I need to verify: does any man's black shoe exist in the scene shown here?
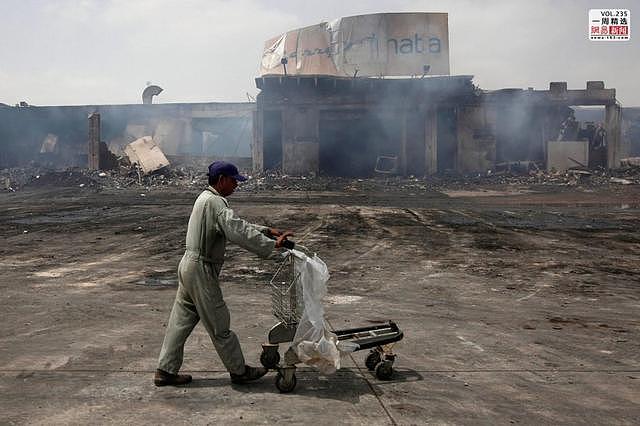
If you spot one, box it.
[154,369,192,387]
[230,365,268,384]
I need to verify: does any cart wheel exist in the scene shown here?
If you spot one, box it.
[275,372,297,393]
[365,350,381,371]
[375,361,394,380]
[260,349,280,369]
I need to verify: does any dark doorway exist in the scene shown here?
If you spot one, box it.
[495,105,546,163]
[263,110,282,170]
[406,112,426,176]
[437,107,457,172]
[319,116,370,176]
[319,111,401,177]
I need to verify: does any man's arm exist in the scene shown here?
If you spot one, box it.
[251,223,269,233]
[216,207,277,258]
[247,222,285,240]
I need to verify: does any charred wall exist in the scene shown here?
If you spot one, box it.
[254,78,622,176]
[0,103,254,169]
[254,75,476,176]
[622,108,640,156]
[0,105,89,168]
[481,82,620,171]
[456,105,495,173]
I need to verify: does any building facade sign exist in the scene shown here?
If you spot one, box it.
[260,13,450,77]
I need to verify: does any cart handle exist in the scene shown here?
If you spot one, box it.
[262,230,315,257]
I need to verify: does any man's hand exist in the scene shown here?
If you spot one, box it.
[275,230,295,249]
[262,228,295,249]
[267,228,283,237]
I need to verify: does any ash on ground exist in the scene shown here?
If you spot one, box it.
[2,161,640,194]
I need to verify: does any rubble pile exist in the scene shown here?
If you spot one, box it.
[241,170,453,193]
[90,165,206,190]
[2,163,639,194]
[422,166,640,189]
[1,167,95,191]
[239,166,640,194]
[1,164,207,192]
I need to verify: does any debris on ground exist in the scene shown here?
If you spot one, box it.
[2,162,639,194]
[0,165,205,192]
[620,157,640,167]
[240,167,640,193]
[610,177,633,185]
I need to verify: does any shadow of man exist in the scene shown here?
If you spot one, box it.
[187,366,423,404]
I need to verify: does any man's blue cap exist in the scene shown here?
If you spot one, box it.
[207,161,247,182]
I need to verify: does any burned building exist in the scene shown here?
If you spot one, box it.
[253,74,475,177]
[0,85,627,178]
[481,81,623,172]
[252,77,624,176]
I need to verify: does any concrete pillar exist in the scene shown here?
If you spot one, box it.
[455,107,465,172]
[88,113,100,170]
[252,109,264,173]
[605,103,622,168]
[400,111,407,176]
[282,107,319,175]
[424,108,437,175]
[182,118,193,156]
[281,106,292,174]
[541,111,549,161]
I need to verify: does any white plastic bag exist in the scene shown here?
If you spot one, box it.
[289,249,356,374]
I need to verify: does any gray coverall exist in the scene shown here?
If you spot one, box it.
[157,187,276,375]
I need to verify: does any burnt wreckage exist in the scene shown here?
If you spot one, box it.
[252,76,625,177]
[0,80,627,178]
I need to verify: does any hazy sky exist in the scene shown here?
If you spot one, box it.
[1,0,638,106]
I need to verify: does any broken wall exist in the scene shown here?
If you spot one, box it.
[282,107,319,175]
[490,94,548,166]
[0,106,90,168]
[605,103,624,168]
[622,107,640,156]
[456,105,496,173]
[0,103,255,169]
[151,119,187,155]
[547,140,589,172]
[479,82,620,172]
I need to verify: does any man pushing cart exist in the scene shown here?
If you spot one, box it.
[154,160,403,392]
[259,245,404,393]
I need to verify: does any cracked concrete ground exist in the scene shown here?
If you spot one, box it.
[1,183,639,425]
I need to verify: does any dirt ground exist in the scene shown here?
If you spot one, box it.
[1,179,639,425]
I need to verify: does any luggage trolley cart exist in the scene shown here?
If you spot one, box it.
[260,249,404,393]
